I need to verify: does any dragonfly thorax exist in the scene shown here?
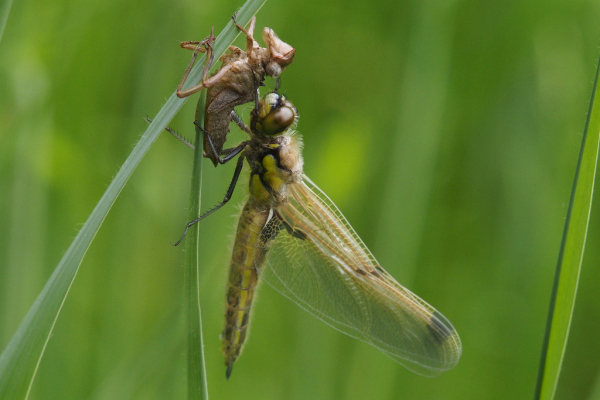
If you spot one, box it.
[245,93,303,209]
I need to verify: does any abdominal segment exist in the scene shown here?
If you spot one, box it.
[222,203,270,378]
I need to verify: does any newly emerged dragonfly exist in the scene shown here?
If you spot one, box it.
[176,14,295,167]
[172,92,462,379]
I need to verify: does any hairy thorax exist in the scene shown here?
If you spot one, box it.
[247,134,303,209]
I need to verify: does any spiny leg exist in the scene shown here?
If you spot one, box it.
[145,117,196,150]
[172,154,246,246]
[249,75,261,132]
[232,13,257,54]
[176,33,212,96]
[165,125,195,149]
[147,116,247,161]
[230,111,252,134]
[180,41,209,51]
[194,120,248,164]
[176,28,217,98]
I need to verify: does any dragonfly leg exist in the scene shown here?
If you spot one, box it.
[180,41,209,52]
[147,117,246,161]
[176,27,219,98]
[145,117,196,150]
[249,76,261,131]
[230,111,251,134]
[194,121,248,164]
[232,13,257,55]
[172,154,246,246]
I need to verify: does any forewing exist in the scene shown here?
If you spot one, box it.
[256,176,462,376]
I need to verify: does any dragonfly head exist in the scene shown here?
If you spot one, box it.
[252,92,298,136]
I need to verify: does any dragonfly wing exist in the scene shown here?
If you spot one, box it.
[256,176,461,376]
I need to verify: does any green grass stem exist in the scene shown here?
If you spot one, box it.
[184,93,208,400]
[534,51,600,400]
[0,1,266,398]
[0,0,13,44]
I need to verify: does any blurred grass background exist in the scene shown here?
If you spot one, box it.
[1,0,599,399]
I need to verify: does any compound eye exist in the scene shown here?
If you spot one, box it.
[260,106,296,135]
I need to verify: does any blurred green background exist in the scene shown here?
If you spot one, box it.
[1,0,599,398]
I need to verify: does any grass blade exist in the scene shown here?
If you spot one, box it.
[0,103,173,400]
[534,52,600,400]
[0,1,266,398]
[184,94,208,400]
[0,0,13,44]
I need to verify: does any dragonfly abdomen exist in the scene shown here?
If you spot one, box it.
[222,203,270,379]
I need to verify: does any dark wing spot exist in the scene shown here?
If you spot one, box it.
[274,210,308,240]
[354,269,368,277]
[370,269,381,278]
[428,310,455,344]
[289,228,307,240]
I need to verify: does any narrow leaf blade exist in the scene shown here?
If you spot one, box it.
[534,52,600,400]
[185,93,208,400]
[0,1,266,397]
[0,0,13,44]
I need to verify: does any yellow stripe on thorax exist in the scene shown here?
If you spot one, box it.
[262,154,285,193]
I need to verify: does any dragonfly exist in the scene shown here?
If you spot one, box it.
[171,91,462,379]
[175,13,295,167]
